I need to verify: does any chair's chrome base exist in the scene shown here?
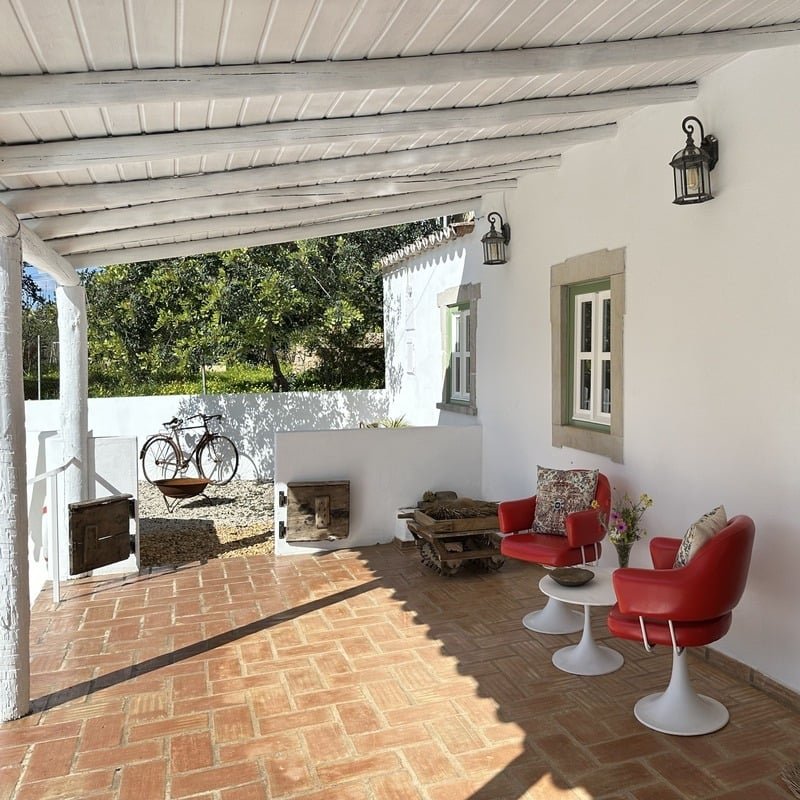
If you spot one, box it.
[522,597,583,634]
[633,648,729,736]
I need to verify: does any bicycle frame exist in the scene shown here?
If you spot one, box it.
[165,416,215,472]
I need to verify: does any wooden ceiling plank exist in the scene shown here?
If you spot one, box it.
[64,197,485,268]
[0,84,694,176]
[52,183,515,255]
[0,24,796,113]
[30,168,536,239]
[2,129,600,214]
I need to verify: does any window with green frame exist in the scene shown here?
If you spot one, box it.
[437,282,479,416]
[550,248,624,462]
[568,279,611,430]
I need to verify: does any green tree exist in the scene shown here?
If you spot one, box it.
[83,220,440,396]
[21,266,58,399]
[21,266,44,308]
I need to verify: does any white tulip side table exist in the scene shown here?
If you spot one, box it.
[539,567,624,676]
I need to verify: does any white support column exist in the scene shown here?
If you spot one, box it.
[56,285,89,571]
[0,226,31,721]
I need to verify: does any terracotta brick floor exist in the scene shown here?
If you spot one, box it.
[2,546,799,799]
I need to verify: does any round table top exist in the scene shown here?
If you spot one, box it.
[539,566,617,607]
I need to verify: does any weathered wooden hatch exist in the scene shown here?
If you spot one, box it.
[69,494,135,575]
[282,481,349,541]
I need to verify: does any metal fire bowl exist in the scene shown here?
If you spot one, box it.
[154,477,211,498]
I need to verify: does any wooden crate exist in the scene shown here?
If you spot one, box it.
[413,508,498,534]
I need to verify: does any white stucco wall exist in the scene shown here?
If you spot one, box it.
[384,45,800,694]
[383,239,483,427]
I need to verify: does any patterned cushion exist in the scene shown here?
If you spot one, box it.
[532,466,599,536]
[673,505,727,567]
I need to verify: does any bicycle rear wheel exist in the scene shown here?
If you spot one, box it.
[141,436,181,483]
[197,435,239,485]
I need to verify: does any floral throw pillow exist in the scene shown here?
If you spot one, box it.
[532,466,599,536]
[673,505,728,567]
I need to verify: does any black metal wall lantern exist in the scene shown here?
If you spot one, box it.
[670,115,719,205]
[481,211,511,264]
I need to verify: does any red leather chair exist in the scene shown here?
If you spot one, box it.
[499,473,611,634]
[607,515,755,735]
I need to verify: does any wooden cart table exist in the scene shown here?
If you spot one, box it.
[405,508,504,576]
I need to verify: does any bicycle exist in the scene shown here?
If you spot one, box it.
[140,413,239,486]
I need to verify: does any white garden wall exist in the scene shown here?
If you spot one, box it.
[25,389,388,481]
[384,45,800,695]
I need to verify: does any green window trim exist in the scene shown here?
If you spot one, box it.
[437,282,480,416]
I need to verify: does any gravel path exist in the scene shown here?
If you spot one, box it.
[137,480,274,567]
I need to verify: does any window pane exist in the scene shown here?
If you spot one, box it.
[581,301,592,352]
[454,356,461,392]
[465,311,470,347]
[602,298,611,353]
[580,360,591,410]
[453,314,461,350]
[466,356,471,394]
[602,361,611,414]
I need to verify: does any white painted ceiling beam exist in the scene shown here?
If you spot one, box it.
[0,204,79,285]
[51,183,514,255]
[64,199,483,268]
[0,85,694,176]
[0,25,796,113]
[30,167,536,239]
[3,128,591,214]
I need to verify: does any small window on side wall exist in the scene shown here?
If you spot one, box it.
[437,283,480,416]
[551,249,624,462]
[448,304,471,403]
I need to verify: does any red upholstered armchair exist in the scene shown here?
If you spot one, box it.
[607,515,755,736]
[499,472,611,634]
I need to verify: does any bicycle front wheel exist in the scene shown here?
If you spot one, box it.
[141,436,181,483]
[197,435,239,485]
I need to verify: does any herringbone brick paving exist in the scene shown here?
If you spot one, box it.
[1,546,798,799]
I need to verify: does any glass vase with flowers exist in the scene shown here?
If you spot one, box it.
[593,492,654,567]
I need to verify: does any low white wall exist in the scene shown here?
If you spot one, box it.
[274,426,483,555]
[25,389,388,481]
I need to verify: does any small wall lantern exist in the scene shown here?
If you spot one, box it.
[670,115,719,205]
[481,212,511,264]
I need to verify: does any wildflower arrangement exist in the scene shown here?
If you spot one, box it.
[593,492,654,546]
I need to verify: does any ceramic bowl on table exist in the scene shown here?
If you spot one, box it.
[549,567,595,587]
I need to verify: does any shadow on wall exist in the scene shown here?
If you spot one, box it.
[174,390,389,481]
[383,272,404,401]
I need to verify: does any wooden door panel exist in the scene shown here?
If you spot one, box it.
[286,481,349,541]
[69,495,134,574]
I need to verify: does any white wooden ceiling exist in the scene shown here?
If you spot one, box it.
[1,0,800,280]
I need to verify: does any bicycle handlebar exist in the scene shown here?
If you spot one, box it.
[164,413,223,428]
